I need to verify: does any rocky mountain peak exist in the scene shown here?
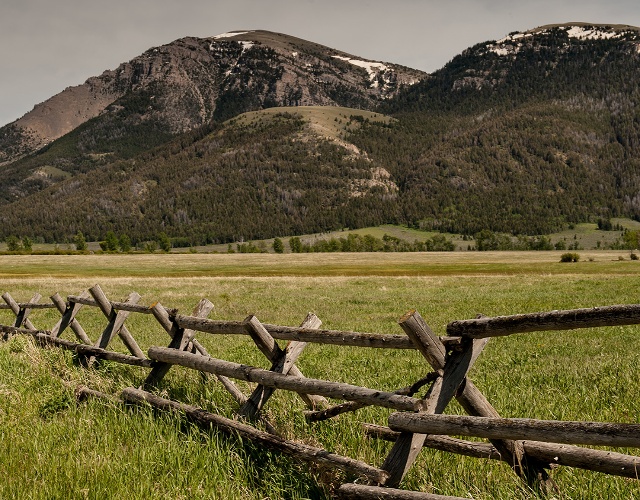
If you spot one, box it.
[0,30,426,166]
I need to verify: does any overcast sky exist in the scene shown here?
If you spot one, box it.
[2,0,639,127]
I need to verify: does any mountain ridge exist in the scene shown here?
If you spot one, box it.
[2,23,640,244]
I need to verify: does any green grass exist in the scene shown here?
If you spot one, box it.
[0,253,639,499]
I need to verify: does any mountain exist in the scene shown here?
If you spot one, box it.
[0,30,424,170]
[2,24,640,244]
[365,23,640,234]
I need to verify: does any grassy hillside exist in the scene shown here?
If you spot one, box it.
[1,253,638,498]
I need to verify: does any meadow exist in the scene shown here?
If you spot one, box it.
[0,251,639,499]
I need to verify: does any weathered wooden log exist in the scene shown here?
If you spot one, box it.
[364,423,503,460]
[240,313,324,418]
[0,325,154,367]
[367,423,640,479]
[89,285,146,359]
[388,414,640,449]
[521,440,640,479]
[50,292,92,343]
[447,303,640,338]
[305,372,441,423]
[0,324,46,337]
[382,310,549,490]
[67,295,178,316]
[399,310,446,368]
[148,346,425,412]
[145,301,247,405]
[75,385,120,402]
[2,303,56,309]
[382,311,497,488]
[73,343,154,368]
[338,483,468,500]
[173,314,460,349]
[2,292,39,330]
[143,299,213,388]
[121,387,389,483]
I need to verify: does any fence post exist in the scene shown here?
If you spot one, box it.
[2,292,41,330]
[240,312,321,419]
[381,310,488,487]
[242,315,328,411]
[50,292,92,344]
[89,285,146,360]
[143,299,213,389]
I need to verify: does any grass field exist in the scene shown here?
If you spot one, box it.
[0,252,639,499]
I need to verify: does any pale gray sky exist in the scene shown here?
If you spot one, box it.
[2,0,639,127]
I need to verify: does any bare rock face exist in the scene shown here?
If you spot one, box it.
[14,78,121,154]
[0,30,427,165]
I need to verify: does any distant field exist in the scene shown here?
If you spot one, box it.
[2,249,640,279]
[1,252,639,499]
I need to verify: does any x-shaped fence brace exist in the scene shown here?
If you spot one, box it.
[2,290,639,500]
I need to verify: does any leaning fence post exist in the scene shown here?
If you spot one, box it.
[390,310,553,492]
[240,312,321,419]
[381,310,488,487]
[143,299,213,389]
[89,285,146,359]
[243,315,328,410]
[144,299,248,406]
[2,292,40,330]
[50,292,92,344]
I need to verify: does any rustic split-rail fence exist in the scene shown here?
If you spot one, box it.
[1,285,639,499]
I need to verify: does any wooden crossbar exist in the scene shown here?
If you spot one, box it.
[147,346,426,412]
[174,315,462,349]
[68,295,178,316]
[388,413,640,449]
[447,303,640,338]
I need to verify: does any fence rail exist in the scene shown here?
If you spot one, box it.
[1,286,639,499]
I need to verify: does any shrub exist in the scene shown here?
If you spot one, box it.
[21,237,33,253]
[118,234,132,253]
[73,231,88,251]
[273,237,284,254]
[6,235,21,252]
[560,252,580,262]
[157,232,172,252]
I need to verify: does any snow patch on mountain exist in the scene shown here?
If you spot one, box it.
[332,56,389,88]
[214,31,252,39]
[489,25,639,57]
[566,26,622,40]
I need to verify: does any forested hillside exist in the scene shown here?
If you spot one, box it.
[366,24,640,234]
[0,110,400,244]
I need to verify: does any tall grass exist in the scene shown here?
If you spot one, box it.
[0,253,639,498]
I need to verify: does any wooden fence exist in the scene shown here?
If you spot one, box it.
[1,285,639,499]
